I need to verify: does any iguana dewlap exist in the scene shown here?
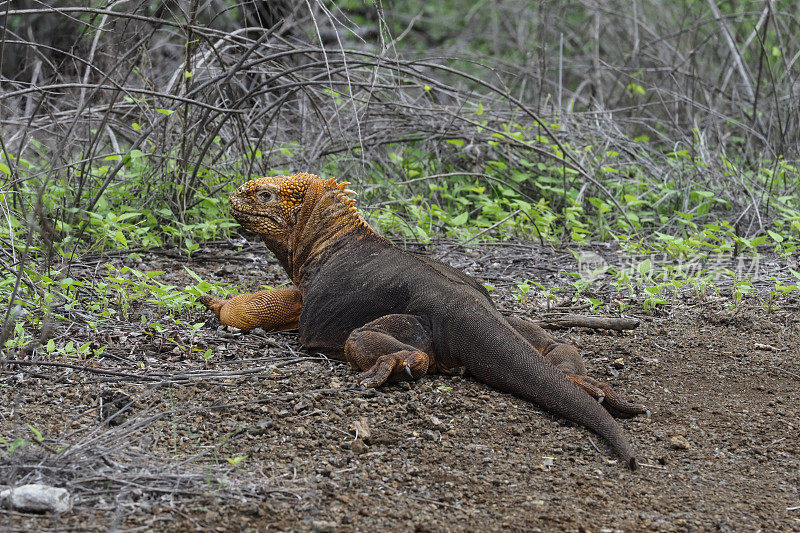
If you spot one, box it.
[200,173,646,468]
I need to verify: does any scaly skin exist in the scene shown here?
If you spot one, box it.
[200,173,647,468]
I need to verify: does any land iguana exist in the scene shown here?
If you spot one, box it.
[199,173,647,468]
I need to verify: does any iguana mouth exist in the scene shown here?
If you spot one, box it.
[228,206,251,222]
[230,206,272,221]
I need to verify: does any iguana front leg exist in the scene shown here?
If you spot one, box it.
[199,288,302,332]
[344,314,434,388]
[505,316,647,418]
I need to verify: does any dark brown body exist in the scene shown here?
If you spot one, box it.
[298,232,639,467]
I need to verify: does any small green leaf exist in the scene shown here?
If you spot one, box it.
[626,82,645,96]
[114,231,128,247]
[226,454,247,466]
[450,212,469,225]
[767,230,784,243]
[183,266,205,283]
[27,425,43,442]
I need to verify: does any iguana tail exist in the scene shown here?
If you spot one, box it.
[448,314,638,469]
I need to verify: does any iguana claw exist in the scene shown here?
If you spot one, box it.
[567,374,647,419]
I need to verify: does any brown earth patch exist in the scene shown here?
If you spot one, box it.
[2,240,799,531]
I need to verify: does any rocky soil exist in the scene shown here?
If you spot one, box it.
[1,240,799,531]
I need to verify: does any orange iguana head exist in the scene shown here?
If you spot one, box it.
[229,173,371,282]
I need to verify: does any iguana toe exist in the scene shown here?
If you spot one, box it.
[355,351,431,388]
[568,374,647,419]
[198,294,224,317]
[356,359,393,388]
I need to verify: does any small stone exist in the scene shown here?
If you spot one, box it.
[422,429,438,442]
[351,438,367,455]
[312,520,337,532]
[430,415,442,427]
[241,502,260,516]
[353,418,371,442]
[248,418,273,435]
[99,390,132,426]
[0,484,72,514]
[329,455,348,468]
[612,358,625,369]
[293,399,311,412]
[669,435,691,450]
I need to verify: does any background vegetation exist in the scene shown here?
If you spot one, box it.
[1,0,799,349]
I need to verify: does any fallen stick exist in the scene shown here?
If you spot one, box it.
[534,314,639,331]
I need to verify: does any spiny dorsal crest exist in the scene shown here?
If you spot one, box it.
[322,176,358,208]
[314,176,364,225]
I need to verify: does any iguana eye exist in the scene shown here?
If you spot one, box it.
[259,190,276,204]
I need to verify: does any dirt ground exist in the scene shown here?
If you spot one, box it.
[1,239,799,532]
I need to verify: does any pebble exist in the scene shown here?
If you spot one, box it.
[353,418,371,442]
[351,438,367,455]
[422,429,438,442]
[248,418,273,436]
[293,399,311,412]
[312,520,337,532]
[670,435,691,450]
[0,484,72,514]
[99,390,132,426]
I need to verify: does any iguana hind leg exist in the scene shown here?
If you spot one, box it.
[345,314,434,388]
[505,316,647,418]
[199,288,302,332]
